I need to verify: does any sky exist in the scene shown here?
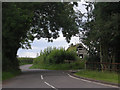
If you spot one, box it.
[17,2,87,58]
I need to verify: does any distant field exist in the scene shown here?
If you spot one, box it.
[18,57,34,65]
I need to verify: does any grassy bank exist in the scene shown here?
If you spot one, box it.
[75,70,119,84]
[2,71,21,81]
[30,61,85,70]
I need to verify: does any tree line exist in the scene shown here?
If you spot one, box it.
[81,2,120,71]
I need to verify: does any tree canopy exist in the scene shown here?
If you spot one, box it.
[82,2,120,71]
[2,2,79,71]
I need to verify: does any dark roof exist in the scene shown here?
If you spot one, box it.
[77,43,84,48]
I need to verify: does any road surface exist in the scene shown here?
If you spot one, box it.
[2,64,119,89]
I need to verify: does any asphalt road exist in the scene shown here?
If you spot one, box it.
[2,64,119,89]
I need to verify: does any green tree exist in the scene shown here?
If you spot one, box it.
[82,2,120,71]
[2,2,79,72]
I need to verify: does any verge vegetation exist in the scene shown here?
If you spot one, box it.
[30,47,85,70]
[2,71,21,81]
[3,57,33,81]
[75,70,119,84]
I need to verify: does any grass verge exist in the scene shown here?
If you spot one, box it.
[30,62,84,70]
[75,70,119,84]
[2,71,21,81]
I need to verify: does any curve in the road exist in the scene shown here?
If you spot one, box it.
[2,64,119,89]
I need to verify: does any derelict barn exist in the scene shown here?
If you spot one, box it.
[76,44,88,59]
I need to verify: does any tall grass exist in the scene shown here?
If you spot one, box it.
[75,70,119,84]
[2,70,21,81]
[30,61,85,70]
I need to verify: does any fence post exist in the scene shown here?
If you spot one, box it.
[85,61,86,70]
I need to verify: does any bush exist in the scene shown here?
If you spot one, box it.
[46,48,66,64]
[32,47,86,70]
[33,47,79,65]
[65,51,77,61]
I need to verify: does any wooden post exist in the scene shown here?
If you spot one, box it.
[85,61,86,70]
[100,43,104,72]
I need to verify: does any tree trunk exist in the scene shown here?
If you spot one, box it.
[2,37,20,72]
[100,42,104,72]
[102,44,109,71]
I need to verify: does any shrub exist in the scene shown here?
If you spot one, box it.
[32,46,86,70]
[65,51,77,61]
[33,47,54,65]
[33,55,44,64]
[46,48,66,64]
[33,47,79,65]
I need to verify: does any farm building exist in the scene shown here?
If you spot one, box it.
[76,43,88,58]
[67,43,88,59]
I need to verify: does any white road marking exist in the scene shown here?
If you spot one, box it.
[67,74,119,88]
[44,82,58,90]
[41,75,43,80]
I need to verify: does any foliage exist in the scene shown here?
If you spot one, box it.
[33,47,78,65]
[81,2,120,71]
[32,47,85,70]
[18,57,34,60]
[18,57,34,65]
[31,59,85,70]
[2,2,79,71]
[67,44,77,52]
[46,48,66,64]
[65,50,78,61]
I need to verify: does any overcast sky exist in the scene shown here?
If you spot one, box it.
[17,2,87,58]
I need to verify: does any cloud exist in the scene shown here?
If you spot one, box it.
[32,46,40,50]
[17,51,37,58]
[74,2,87,13]
[17,35,79,58]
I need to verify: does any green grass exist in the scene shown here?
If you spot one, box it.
[30,61,85,70]
[75,70,119,84]
[2,71,21,81]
